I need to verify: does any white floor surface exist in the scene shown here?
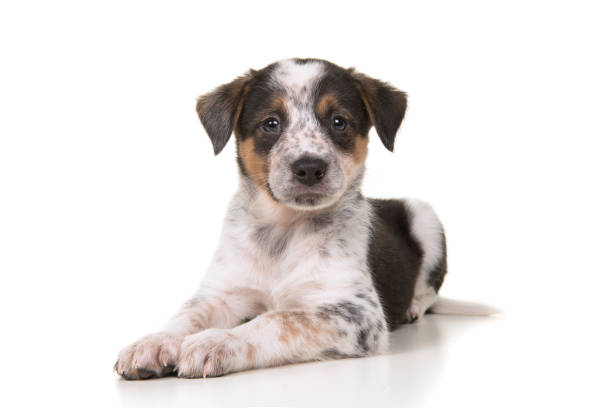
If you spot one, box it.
[61,312,610,407]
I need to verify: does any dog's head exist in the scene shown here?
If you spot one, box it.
[196,58,407,210]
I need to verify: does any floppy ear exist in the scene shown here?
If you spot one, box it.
[196,70,254,155]
[352,72,407,152]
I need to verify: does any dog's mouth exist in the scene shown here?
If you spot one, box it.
[294,193,325,207]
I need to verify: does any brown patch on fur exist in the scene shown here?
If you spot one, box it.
[352,134,369,164]
[276,313,296,344]
[316,93,357,124]
[355,82,377,129]
[180,302,214,332]
[270,95,288,116]
[246,342,256,363]
[271,311,334,346]
[205,346,230,377]
[238,137,269,189]
[316,93,337,118]
[231,83,252,131]
[188,316,205,331]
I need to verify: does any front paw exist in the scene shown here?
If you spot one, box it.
[114,332,183,380]
[177,329,245,378]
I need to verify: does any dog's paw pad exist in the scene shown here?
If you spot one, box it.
[137,368,157,379]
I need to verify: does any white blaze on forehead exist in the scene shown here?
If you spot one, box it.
[270,59,330,159]
[272,59,324,93]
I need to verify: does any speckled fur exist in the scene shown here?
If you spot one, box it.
[114,59,447,379]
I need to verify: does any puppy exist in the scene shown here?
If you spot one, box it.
[115,58,447,379]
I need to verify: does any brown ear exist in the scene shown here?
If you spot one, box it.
[196,70,254,155]
[352,72,407,152]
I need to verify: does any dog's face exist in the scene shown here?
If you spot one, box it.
[197,59,407,210]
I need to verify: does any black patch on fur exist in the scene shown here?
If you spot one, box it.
[367,198,424,330]
[196,71,254,155]
[357,328,370,353]
[352,73,407,152]
[235,63,286,153]
[317,299,383,356]
[252,225,289,258]
[310,213,333,232]
[293,58,320,65]
[322,348,360,359]
[314,63,372,152]
[317,301,365,324]
[372,329,380,346]
[355,292,377,308]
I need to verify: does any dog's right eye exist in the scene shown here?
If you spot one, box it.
[263,118,280,133]
[331,116,347,132]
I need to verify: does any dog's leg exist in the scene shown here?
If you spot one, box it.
[408,287,439,323]
[176,299,388,378]
[114,286,264,380]
[403,198,447,323]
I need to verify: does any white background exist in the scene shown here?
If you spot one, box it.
[1,0,611,407]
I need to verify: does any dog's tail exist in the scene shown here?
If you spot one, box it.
[428,297,500,316]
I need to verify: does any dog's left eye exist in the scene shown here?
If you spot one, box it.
[263,118,281,133]
[332,116,347,132]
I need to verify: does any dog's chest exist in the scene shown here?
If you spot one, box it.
[212,199,372,310]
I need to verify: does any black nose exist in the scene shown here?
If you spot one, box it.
[291,157,328,186]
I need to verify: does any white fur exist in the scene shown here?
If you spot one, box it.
[273,59,324,89]
[405,198,444,273]
[404,198,445,321]
[206,186,373,307]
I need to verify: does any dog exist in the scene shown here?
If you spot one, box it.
[115,58,451,379]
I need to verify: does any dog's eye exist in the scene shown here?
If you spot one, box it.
[332,116,347,132]
[263,118,280,133]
